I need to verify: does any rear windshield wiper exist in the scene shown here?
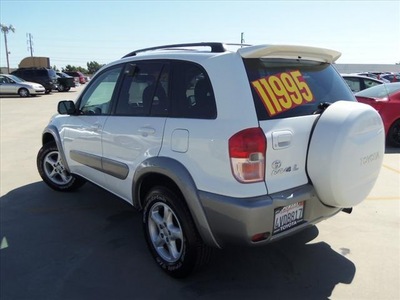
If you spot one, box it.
[313,102,332,114]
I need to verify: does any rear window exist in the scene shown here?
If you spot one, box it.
[243,58,355,120]
[47,69,57,78]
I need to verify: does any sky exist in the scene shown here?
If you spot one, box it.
[1,0,399,70]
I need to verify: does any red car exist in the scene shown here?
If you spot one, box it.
[355,82,400,147]
[64,71,87,84]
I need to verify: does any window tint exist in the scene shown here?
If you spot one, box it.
[244,58,355,120]
[171,62,217,119]
[344,77,361,92]
[115,62,169,116]
[79,65,123,115]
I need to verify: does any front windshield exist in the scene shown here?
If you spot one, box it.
[8,75,25,83]
[355,82,400,98]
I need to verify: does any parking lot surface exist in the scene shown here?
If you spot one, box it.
[1,87,399,299]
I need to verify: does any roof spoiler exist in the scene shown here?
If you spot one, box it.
[237,45,341,63]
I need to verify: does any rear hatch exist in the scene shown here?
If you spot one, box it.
[240,45,356,195]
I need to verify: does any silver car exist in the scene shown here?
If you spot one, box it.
[0,74,45,97]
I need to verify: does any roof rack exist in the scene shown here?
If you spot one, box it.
[122,42,251,58]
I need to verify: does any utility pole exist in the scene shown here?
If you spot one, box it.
[1,24,15,74]
[27,33,34,56]
[241,32,245,47]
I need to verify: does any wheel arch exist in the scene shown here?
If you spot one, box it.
[41,125,71,173]
[132,156,220,248]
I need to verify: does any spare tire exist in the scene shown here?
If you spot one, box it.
[307,101,384,208]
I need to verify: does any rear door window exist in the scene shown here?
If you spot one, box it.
[170,61,217,119]
[243,58,355,120]
[114,62,169,116]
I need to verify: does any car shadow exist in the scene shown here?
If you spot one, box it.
[0,182,355,299]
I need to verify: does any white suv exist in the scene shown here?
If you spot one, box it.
[37,42,385,278]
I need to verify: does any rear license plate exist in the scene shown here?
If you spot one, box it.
[273,202,304,234]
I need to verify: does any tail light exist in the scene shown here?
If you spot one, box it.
[229,127,266,183]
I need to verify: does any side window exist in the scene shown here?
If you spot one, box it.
[344,77,361,93]
[115,62,169,116]
[364,79,381,89]
[171,62,217,119]
[79,65,123,115]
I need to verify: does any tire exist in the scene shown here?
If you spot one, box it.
[65,87,71,92]
[387,119,400,147]
[143,186,211,278]
[37,142,86,191]
[45,89,51,94]
[18,88,29,97]
[58,84,65,92]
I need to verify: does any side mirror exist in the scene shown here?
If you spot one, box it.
[58,100,76,115]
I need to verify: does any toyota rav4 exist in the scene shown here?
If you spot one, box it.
[37,42,385,278]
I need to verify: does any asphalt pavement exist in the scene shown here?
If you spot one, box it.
[1,86,399,300]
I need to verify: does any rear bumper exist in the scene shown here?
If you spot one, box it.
[199,184,341,247]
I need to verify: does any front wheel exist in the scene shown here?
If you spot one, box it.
[37,142,86,191]
[18,88,29,97]
[143,186,211,278]
[387,119,400,147]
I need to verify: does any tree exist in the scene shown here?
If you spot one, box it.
[62,65,88,74]
[87,61,104,74]
[1,24,15,74]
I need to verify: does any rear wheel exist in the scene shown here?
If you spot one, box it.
[143,186,211,278]
[18,88,29,97]
[37,142,86,191]
[57,84,65,92]
[387,119,400,147]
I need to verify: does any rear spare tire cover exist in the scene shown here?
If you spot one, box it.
[307,101,384,208]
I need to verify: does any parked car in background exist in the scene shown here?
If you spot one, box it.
[356,72,390,82]
[356,82,400,147]
[380,73,400,83]
[64,71,87,84]
[11,68,58,94]
[342,74,384,93]
[0,74,45,97]
[56,72,76,92]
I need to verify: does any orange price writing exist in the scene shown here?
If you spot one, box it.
[251,70,314,117]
